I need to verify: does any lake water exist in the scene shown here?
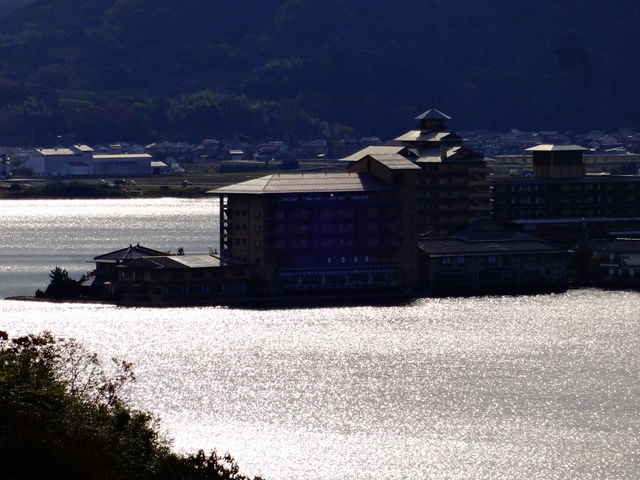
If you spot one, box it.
[1,199,639,480]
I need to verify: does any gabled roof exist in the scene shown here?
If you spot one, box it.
[415,108,451,120]
[444,146,485,162]
[365,154,421,170]
[209,172,392,195]
[126,255,223,269]
[94,244,170,263]
[338,145,410,162]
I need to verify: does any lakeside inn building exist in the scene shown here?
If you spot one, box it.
[75,107,640,301]
[84,109,576,302]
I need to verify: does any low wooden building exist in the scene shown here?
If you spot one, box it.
[90,244,250,302]
[419,222,570,295]
[599,238,640,287]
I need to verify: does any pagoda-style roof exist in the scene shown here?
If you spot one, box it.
[338,145,412,162]
[361,154,421,170]
[415,108,452,121]
[395,130,462,143]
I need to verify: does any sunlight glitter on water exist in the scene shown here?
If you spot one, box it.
[2,288,639,480]
[1,198,639,479]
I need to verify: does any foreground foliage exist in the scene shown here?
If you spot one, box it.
[0,331,262,480]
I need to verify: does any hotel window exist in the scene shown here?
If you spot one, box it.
[442,257,451,265]
[488,256,497,264]
[457,256,466,264]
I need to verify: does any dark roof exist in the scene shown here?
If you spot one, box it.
[419,237,567,256]
[415,108,451,120]
[600,238,640,254]
[94,244,169,263]
[209,172,392,195]
[419,221,569,255]
[493,175,640,185]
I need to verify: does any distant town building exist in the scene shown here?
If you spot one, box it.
[92,153,153,176]
[26,145,94,176]
[24,145,153,176]
[256,141,288,162]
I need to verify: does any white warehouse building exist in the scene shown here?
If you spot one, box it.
[26,145,153,176]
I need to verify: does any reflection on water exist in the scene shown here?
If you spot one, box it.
[1,289,638,480]
[0,198,218,297]
[1,200,639,479]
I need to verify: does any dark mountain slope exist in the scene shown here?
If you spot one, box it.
[0,0,638,145]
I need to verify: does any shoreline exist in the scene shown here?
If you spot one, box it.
[5,287,573,309]
[4,293,420,309]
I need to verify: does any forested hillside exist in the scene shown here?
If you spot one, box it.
[0,0,638,145]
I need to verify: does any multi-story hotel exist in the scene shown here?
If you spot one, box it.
[212,166,420,295]
[342,108,491,237]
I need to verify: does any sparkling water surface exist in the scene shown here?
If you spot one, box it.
[0,199,638,479]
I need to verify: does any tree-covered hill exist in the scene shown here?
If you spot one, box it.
[0,0,638,145]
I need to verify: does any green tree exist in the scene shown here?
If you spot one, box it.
[0,331,263,480]
[44,266,82,299]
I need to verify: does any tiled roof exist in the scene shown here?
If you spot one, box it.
[209,172,392,194]
[94,244,169,262]
[395,130,462,143]
[338,145,408,162]
[415,108,451,120]
[366,154,421,170]
[137,255,223,269]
